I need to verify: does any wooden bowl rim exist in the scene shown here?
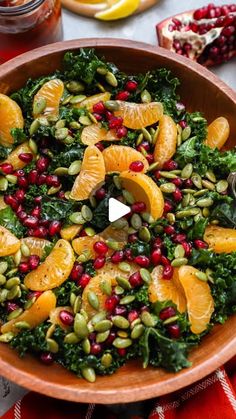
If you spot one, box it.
[0,38,236,404]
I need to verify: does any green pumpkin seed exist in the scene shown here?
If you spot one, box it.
[97,66,108,75]
[67,80,85,93]
[15,321,30,330]
[7,308,23,321]
[122,189,135,205]
[101,353,113,367]
[159,171,177,179]
[6,174,17,184]
[28,138,38,154]
[0,177,8,191]
[138,226,151,242]
[38,117,49,127]
[69,212,86,225]
[81,367,96,383]
[69,121,81,130]
[74,313,89,339]
[174,245,185,259]
[171,257,188,267]
[106,239,120,250]
[73,295,82,314]
[64,135,75,145]
[131,324,145,339]
[141,311,157,327]
[182,193,190,208]
[181,126,191,141]
[105,72,118,87]
[176,208,200,218]
[191,173,202,189]
[195,271,208,282]
[0,289,8,303]
[77,250,91,263]
[140,268,151,284]
[79,115,92,126]
[91,311,106,326]
[29,119,40,136]
[205,170,216,183]
[130,213,142,230]
[55,127,69,141]
[21,243,30,257]
[202,179,215,191]
[130,318,141,329]
[0,274,6,286]
[0,332,15,343]
[181,163,193,179]
[45,324,56,340]
[117,330,128,338]
[206,268,214,283]
[5,277,20,290]
[64,332,79,344]
[33,97,46,115]
[182,188,196,194]
[46,338,59,353]
[81,205,93,222]
[55,119,65,129]
[196,197,214,207]
[202,207,210,217]
[14,250,21,266]
[104,100,120,111]
[136,133,144,146]
[152,127,159,146]
[47,185,61,196]
[114,286,124,295]
[163,315,179,325]
[7,285,21,300]
[97,82,106,92]
[112,217,129,230]
[120,295,135,305]
[160,183,176,193]
[193,189,208,197]
[87,291,100,310]
[70,292,77,307]
[82,338,91,354]
[166,212,176,224]
[54,167,68,176]
[147,162,159,172]
[141,127,152,142]
[94,320,112,333]
[141,212,154,224]
[141,89,152,103]
[68,160,82,176]
[100,279,112,296]
[112,315,130,329]
[118,262,131,273]
[216,180,228,193]
[83,227,95,238]
[211,219,219,225]
[113,175,122,190]
[0,261,8,275]
[116,276,131,290]
[6,268,18,278]
[96,330,110,343]
[70,95,87,105]
[113,337,132,349]
[89,196,97,209]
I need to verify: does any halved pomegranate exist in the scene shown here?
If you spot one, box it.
[156,3,236,66]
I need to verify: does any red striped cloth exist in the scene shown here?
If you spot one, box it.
[3,357,236,419]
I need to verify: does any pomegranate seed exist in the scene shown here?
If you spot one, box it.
[28,255,40,270]
[16,204,23,214]
[6,302,19,313]
[93,256,106,269]
[184,178,193,188]
[93,101,106,114]
[15,189,25,203]
[116,126,128,138]
[129,160,144,172]
[105,295,120,312]
[153,237,163,249]
[39,219,50,227]
[167,324,181,339]
[116,91,130,101]
[17,210,27,221]
[129,271,143,287]
[57,191,65,200]
[108,117,123,129]
[173,188,182,202]
[131,201,146,213]
[125,80,138,92]
[163,200,173,213]
[172,177,183,187]
[105,110,113,120]
[48,220,61,236]
[36,156,50,172]
[113,305,127,316]
[193,7,208,20]
[28,291,42,300]
[164,225,175,235]
[194,239,208,249]
[31,206,41,218]
[146,154,154,164]
[163,265,173,280]
[93,113,103,121]
[222,26,235,37]
[78,273,91,288]
[95,142,104,151]
[221,5,230,15]
[106,331,116,345]
[18,153,33,163]
[173,233,187,243]
[70,262,84,281]
[40,352,54,365]
[46,174,60,187]
[182,241,192,257]
[128,310,139,323]
[162,160,178,171]
[137,141,150,152]
[28,169,38,184]
[159,306,176,320]
[118,348,127,356]
[33,226,48,238]
[15,169,25,177]
[128,233,138,243]
[0,163,13,174]
[124,248,133,261]
[4,194,18,211]
[95,187,106,200]
[17,176,28,189]
[18,262,30,273]
[90,343,102,355]
[179,120,187,129]
[59,310,74,326]
[37,173,47,185]
[93,241,108,255]
[23,216,38,228]
[161,255,170,266]
[111,250,124,264]
[151,249,162,265]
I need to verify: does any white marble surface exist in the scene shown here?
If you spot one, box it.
[1,0,236,416]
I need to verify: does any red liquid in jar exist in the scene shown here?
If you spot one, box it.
[0,0,63,63]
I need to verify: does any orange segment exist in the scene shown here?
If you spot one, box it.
[0,226,20,257]
[1,290,56,334]
[120,170,164,220]
[60,225,82,241]
[178,265,214,334]
[114,101,163,129]
[24,239,75,291]
[102,145,149,173]
[0,93,24,147]
[204,225,236,253]
[33,79,64,118]
[100,224,128,243]
[81,123,119,146]
[72,235,113,259]
[205,117,230,150]
[149,266,187,313]
[75,92,111,112]
[49,306,73,330]
[70,145,105,201]
[2,142,34,170]
[21,237,51,259]
[153,115,178,168]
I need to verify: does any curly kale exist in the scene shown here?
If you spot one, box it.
[54,280,81,306]
[0,206,26,238]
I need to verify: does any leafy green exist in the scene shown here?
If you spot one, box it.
[126,240,151,257]
[0,145,10,160]
[11,323,50,356]
[0,206,26,238]
[25,184,48,207]
[90,196,109,231]
[51,144,84,170]
[40,197,76,221]
[187,217,208,240]
[162,235,176,260]
[210,202,236,228]
[54,280,81,306]
[11,128,27,145]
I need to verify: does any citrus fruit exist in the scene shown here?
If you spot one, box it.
[120,170,164,220]
[1,290,56,334]
[0,196,8,211]
[81,123,119,146]
[153,115,178,168]
[204,225,236,253]
[75,92,111,112]
[100,224,128,243]
[70,145,105,201]
[24,239,75,291]
[178,265,214,334]
[114,101,163,129]
[21,237,51,259]
[95,0,140,20]
[60,224,82,241]
[33,79,64,118]
[2,142,34,170]
[102,145,149,173]
[0,226,20,257]
[72,235,106,259]
[0,93,24,148]
[149,266,187,313]
[205,117,230,150]
[49,306,73,330]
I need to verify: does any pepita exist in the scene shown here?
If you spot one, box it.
[193,189,208,197]
[79,116,92,126]
[0,289,8,303]
[0,177,8,191]
[131,324,145,339]
[54,167,69,176]
[174,245,185,259]
[105,72,118,87]
[15,321,30,330]
[159,171,177,179]
[195,271,208,282]
[69,121,81,130]
[29,119,40,136]
[96,330,110,343]
[116,276,131,290]
[46,338,59,353]
[74,313,89,339]
[0,332,15,343]
[216,180,228,193]
[202,179,215,191]
[82,338,91,354]
[120,295,135,305]
[68,160,82,176]
[69,212,86,225]
[0,261,8,275]
[176,208,200,218]
[66,81,85,93]
[7,285,21,300]
[118,262,131,273]
[33,97,46,115]
[113,175,122,190]
[181,126,191,141]
[20,243,30,257]
[138,226,151,242]
[94,320,112,333]
[196,197,214,207]
[114,286,124,295]
[181,163,193,179]
[47,185,61,195]
[81,367,96,383]
[55,119,66,129]
[141,212,154,224]
[112,217,129,230]
[96,67,108,75]
[163,315,179,325]
[14,250,21,266]
[6,174,17,184]
[7,308,23,321]
[101,353,113,368]
[112,337,132,349]
[55,127,69,141]
[87,291,100,310]
[205,170,216,183]
[28,138,38,154]
[141,89,152,104]
[140,311,157,327]
[106,239,120,250]
[166,212,176,224]
[130,318,141,329]
[141,127,152,142]
[160,183,176,194]
[73,295,82,314]
[104,100,120,111]
[136,133,144,146]
[46,324,56,340]
[140,268,151,284]
[171,257,188,267]
[5,276,20,290]
[81,205,93,222]
[0,274,6,286]
[191,173,202,189]
[100,279,112,296]
[64,332,79,344]
[122,189,135,205]
[70,95,87,104]
[112,315,130,329]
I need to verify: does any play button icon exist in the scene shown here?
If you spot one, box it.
[108,198,131,222]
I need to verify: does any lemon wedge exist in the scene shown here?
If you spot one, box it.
[95,0,140,20]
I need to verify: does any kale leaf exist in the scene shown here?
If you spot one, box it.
[210,202,236,228]
[0,145,11,160]
[54,280,81,306]
[11,128,27,145]
[0,206,26,238]
[11,323,50,356]
[187,217,208,240]
[40,196,76,221]
[51,144,84,170]
[90,196,109,231]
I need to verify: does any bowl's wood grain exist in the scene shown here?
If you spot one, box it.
[0,39,236,404]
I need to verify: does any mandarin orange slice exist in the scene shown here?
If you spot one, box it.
[0,94,24,148]
[2,142,34,170]
[205,117,230,150]
[24,239,75,291]
[102,145,149,173]
[120,170,164,220]
[204,225,236,253]
[81,123,119,146]
[49,306,73,330]
[75,92,111,112]
[1,290,56,334]
[33,79,64,118]
[70,145,105,201]
[72,235,113,259]
[153,115,178,168]
[178,265,214,334]
[114,101,163,129]
[60,224,83,241]
[149,265,187,313]
[21,237,51,259]
[0,226,20,257]
[100,224,128,243]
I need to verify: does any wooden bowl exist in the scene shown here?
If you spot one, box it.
[0,39,236,404]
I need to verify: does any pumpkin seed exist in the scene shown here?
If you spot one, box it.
[138,226,151,242]
[196,197,214,207]
[45,324,56,340]
[163,315,179,325]
[117,330,128,338]
[171,257,188,267]
[0,261,8,275]
[113,175,122,190]
[6,174,17,184]
[55,127,69,141]
[177,133,182,147]
[5,277,20,290]
[182,188,196,194]
[55,119,66,129]
[77,250,91,263]
[100,279,112,296]
[176,208,200,218]
[205,170,216,183]
[20,243,30,258]
[0,274,6,286]
[91,311,106,326]
[7,308,23,321]
[0,289,8,303]
[46,338,59,353]
[112,315,130,329]
[182,193,190,208]
[136,133,144,146]
[216,180,228,193]
[66,80,85,93]
[89,196,97,208]
[120,295,135,305]
[69,212,86,224]
[140,311,157,327]
[73,295,82,314]
[159,171,177,179]
[0,177,8,191]
[81,205,93,222]
[211,219,219,225]
[105,72,118,87]
[130,318,141,329]
[87,291,99,310]
[206,268,214,283]
[15,321,30,330]
[116,276,131,290]
[181,163,193,179]
[174,245,185,259]
[96,82,106,92]
[118,262,131,273]
[7,285,21,300]
[152,127,159,146]
[141,89,152,103]
[181,126,191,141]
[54,167,68,176]
[97,66,108,75]
[81,367,96,383]
[70,292,77,307]
[6,268,18,278]
[13,250,21,266]
[70,95,87,105]
[47,185,61,196]
[94,320,112,332]
[112,217,129,230]
[122,189,135,205]
[141,212,154,224]
[141,127,152,142]
[68,160,82,176]
[191,173,202,189]
[202,179,215,191]
[131,324,145,339]
[160,183,176,193]
[82,338,91,354]
[202,207,210,217]
[114,286,124,295]
[195,271,208,282]
[140,268,151,284]
[101,353,113,368]
[96,330,110,343]
[193,189,208,197]
[113,337,132,349]
[69,121,81,130]
[0,332,15,343]
[79,116,92,126]
[166,212,176,224]
[87,321,94,334]
[147,162,159,172]
[104,100,120,111]
[33,97,46,115]
[64,135,75,145]
[106,239,120,250]
[29,119,40,136]
[74,313,89,339]
[64,332,79,344]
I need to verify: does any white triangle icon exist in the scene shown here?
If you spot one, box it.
[108,198,131,222]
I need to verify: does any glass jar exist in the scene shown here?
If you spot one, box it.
[0,0,63,63]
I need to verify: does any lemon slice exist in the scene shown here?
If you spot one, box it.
[95,0,140,20]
